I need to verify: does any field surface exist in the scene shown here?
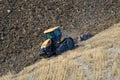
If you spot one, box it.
[0,23,120,80]
[0,0,120,77]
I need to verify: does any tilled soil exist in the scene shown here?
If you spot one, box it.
[0,0,120,76]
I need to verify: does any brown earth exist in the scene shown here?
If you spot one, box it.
[0,0,120,76]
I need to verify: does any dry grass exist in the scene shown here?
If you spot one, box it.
[0,23,120,80]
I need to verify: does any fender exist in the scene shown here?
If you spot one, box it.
[41,39,52,49]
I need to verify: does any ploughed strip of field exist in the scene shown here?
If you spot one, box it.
[1,23,120,80]
[0,0,120,76]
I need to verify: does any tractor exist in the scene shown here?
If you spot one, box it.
[40,26,75,57]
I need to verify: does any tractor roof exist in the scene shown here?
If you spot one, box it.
[44,26,59,34]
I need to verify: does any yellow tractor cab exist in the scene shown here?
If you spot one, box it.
[41,26,62,49]
[40,26,75,57]
[44,27,62,42]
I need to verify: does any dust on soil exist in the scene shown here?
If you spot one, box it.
[0,0,120,76]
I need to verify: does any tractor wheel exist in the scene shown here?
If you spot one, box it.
[56,37,75,54]
[65,37,75,50]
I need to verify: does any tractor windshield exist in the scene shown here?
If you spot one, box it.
[45,32,54,39]
[53,29,62,42]
[45,29,62,42]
